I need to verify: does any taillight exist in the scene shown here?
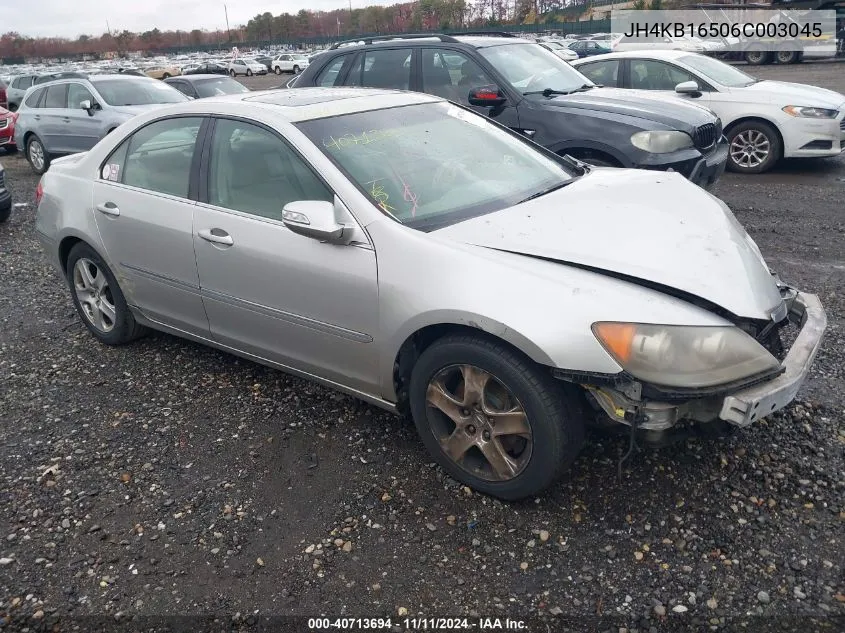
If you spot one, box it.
[35,180,44,206]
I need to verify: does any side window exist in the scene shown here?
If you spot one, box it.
[44,84,68,109]
[316,55,348,87]
[106,117,202,198]
[421,49,493,105]
[169,81,193,97]
[67,83,95,108]
[577,60,620,88]
[24,88,45,108]
[207,119,332,221]
[346,48,412,90]
[15,76,35,89]
[630,60,696,91]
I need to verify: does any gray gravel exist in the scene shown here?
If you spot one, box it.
[1,62,844,631]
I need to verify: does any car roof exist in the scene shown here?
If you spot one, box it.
[572,50,696,63]
[326,34,532,53]
[153,87,441,123]
[170,74,229,82]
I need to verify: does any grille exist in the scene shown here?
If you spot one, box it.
[0,119,8,130]
[0,171,5,190]
[693,122,719,151]
[840,117,845,131]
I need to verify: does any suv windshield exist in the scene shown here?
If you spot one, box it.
[297,102,574,230]
[679,55,756,87]
[195,77,249,97]
[95,79,189,106]
[479,43,595,94]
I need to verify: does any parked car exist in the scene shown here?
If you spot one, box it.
[254,55,274,70]
[0,106,17,153]
[35,72,88,85]
[164,75,249,99]
[5,74,39,111]
[34,88,826,499]
[567,40,613,58]
[0,78,7,109]
[572,51,845,173]
[227,58,268,77]
[538,41,579,62]
[144,66,182,80]
[272,53,310,74]
[115,67,146,77]
[294,34,728,188]
[0,162,10,223]
[14,74,189,174]
[183,62,228,76]
[614,34,706,53]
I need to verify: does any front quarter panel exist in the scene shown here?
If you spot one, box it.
[367,218,732,402]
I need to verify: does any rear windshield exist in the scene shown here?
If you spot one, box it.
[195,78,249,98]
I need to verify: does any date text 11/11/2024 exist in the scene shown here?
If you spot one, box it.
[307,617,528,630]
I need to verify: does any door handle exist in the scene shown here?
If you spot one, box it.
[62,117,71,123]
[33,115,40,120]
[96,202,120,216]
[198,228,234,246]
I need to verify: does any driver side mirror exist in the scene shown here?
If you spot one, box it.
[468,85,507,107]
[675,80,702,98]
[80,99,96,116]
[282,199,352,245]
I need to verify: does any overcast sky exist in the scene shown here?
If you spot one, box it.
[9,0,386,39]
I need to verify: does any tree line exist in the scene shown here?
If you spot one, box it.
[0,0,612,59]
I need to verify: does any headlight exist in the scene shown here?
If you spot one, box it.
[630,130,694,154]
[782,105,839,119]
[591,323,780,388]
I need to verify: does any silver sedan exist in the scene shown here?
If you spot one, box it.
[35,88,826,500]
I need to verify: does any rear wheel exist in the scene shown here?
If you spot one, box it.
[26,134,50,175]
[409,334,585,500]
[229,69,236,77]
[744,49,772,65]
[66,243,147,345]
[274,66,282,74]
[246,69,253,77]
[726,120,781,174]
[162,72,171,79]
[293,65,301,74]
[0,204,10,223]
[776,49,799,64]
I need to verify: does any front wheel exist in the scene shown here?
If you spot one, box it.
[744,49,772,65]
[66,243,147,345]
[775,49,799,64]
[274,66,282,75]
[0,204,10,223]
[229,69,236,77]
[246,69,253,77]
[727,120,781,174]
[26,134,50,175]
[409,334,585,500]
[293,65,300,74]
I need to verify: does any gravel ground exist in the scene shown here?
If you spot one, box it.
[0,62,843,632]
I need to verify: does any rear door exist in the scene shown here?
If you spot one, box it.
[92,116,210,336]
[39,83,71,153]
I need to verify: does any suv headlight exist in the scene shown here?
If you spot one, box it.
[782,106,838,119]
[592,323,780,388]
[630,130,694,153]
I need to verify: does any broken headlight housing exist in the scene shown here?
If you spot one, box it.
[591,323,781,389]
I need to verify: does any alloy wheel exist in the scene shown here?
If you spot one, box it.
[73,258,117,333]
[425,364,532,482]
[730,129,770,169]
[28,140,44,171]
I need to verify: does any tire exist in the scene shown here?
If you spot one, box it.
[229,69,236,77]
[274,66,282,75]
[8,103,17,112]
[726,120,781,174]
[65,243,147,345]
[246,69,253,77]
[293,65,300,74]
[408,334,585,500]
[162,73,171,79]
[26,134,50,175]
[744,49,772,65]
[775,49,799,64]
[3,143,16,154]
[0,204,10,224]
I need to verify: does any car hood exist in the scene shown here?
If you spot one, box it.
[737,80,845,108]
[538,87,717,129]
[433,169,783,320]
[110,104,173,117]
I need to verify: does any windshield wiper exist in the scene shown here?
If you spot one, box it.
[522,84,594,97]
[517,180,572,204]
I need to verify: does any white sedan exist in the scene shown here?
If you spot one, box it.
[573,51,845,173]
[538,41,579,62]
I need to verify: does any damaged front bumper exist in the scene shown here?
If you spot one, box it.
[581,292,827,432]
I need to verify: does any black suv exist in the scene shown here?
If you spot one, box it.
[294,33,728,188]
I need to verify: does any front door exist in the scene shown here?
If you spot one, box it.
[92,116,210,336]
[193,117,380,392]
[626,58,712,108]
[64,82,104,152]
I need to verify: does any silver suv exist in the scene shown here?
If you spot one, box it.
[14,74,188,174]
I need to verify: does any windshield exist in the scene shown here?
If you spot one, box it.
[195,78,249,98]
[679,55,756,87]
[296,102,575,230]
[479,43,595,94]
[95,79,189,106]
